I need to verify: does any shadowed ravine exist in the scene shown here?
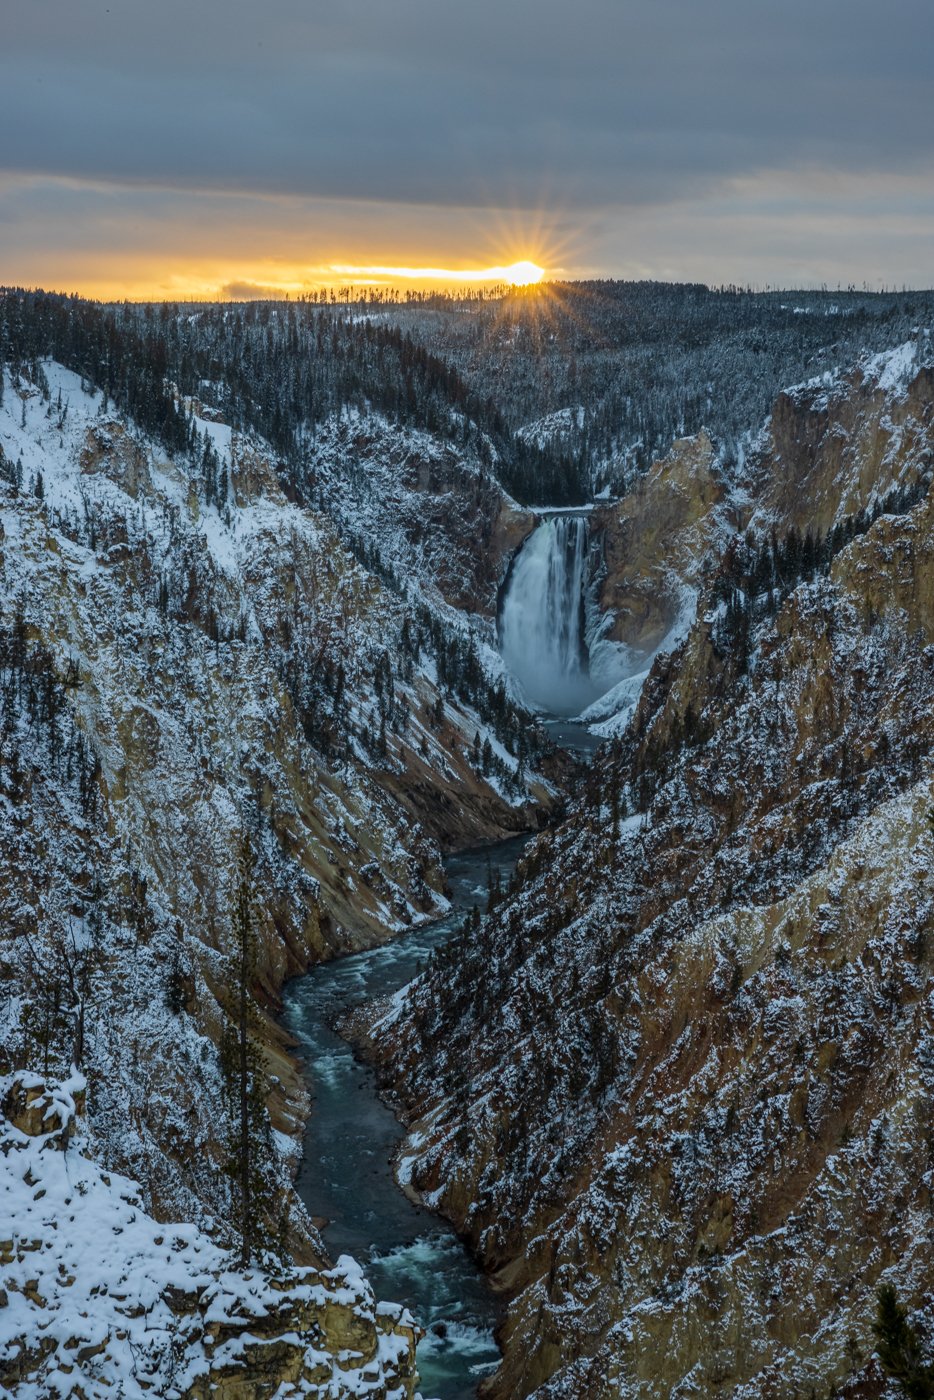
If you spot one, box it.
[282,835,534,1400]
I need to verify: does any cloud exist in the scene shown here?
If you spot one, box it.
[219,281,292,300]
[2,167,932,297]
[0,1,931,292]
[1,0,932,210]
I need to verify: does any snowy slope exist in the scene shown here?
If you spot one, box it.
[1,1072,420,1399]
[0,359,553,1396]
[369,354,934,1400]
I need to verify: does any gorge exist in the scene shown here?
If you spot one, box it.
[284,836,532,1400]
[3,286,934,1400]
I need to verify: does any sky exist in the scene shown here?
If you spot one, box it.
[1,0,932,298]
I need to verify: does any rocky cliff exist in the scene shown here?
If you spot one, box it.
[587,430,734,710]
[757,342,934,534]
[0,357,555,1395]
[586,338,934,733]
[301,412,536,620]
[368,343,934,1399]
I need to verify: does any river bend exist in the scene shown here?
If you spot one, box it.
[282,835,531,1400]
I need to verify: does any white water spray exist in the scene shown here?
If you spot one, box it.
[499,515,597,715]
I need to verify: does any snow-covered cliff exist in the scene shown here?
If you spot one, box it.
[1,1072,421,1398]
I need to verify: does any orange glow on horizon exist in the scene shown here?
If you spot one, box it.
[328,259,545,286]
[31,255,551,303]
[0,173,578,303]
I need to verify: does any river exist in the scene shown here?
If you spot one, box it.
[281,833,533,1400]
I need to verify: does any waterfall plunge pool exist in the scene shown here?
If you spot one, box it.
[282,835,532,1400]
[542,715,605,760]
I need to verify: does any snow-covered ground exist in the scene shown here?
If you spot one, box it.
[1,1072,420,1399]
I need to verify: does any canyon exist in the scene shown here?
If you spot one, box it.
[2,287,934,1399]
[369,340,934,1399]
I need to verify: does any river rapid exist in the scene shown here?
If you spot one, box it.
[282,833,532,1400]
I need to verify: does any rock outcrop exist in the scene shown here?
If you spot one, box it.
[0,1072,421,1398]
[588,341,934,733]
[304,413,536,619]
[757,345,934,533]
[588,430,734,702]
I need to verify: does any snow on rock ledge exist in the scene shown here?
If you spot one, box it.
[0,1073,422,1399]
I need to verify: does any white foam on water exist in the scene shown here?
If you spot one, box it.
[499,516,599,715]
[418,1320,499,1359]
[308,1049,354,1089]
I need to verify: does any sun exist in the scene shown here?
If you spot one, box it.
[504,260,545,286]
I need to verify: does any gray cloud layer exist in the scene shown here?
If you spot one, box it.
[2,0,932,208]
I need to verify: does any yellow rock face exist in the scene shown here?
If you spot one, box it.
[594,431,727,658]
[762,363,934,533]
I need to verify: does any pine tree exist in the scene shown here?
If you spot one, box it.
[486,863,502,914]
[219,832,280,1266]
[874,1284,934,1399]
[609,770,621,839]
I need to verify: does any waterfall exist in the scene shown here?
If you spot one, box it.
[499,515,597,716]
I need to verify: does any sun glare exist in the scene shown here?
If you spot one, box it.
[328,259,545,288]
[504,260,545,286]
[55,252,552,303]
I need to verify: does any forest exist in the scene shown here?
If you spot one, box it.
[3,282,934,505]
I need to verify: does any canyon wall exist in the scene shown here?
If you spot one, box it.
[0,361,553,1394]
[370,343,934,1400]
